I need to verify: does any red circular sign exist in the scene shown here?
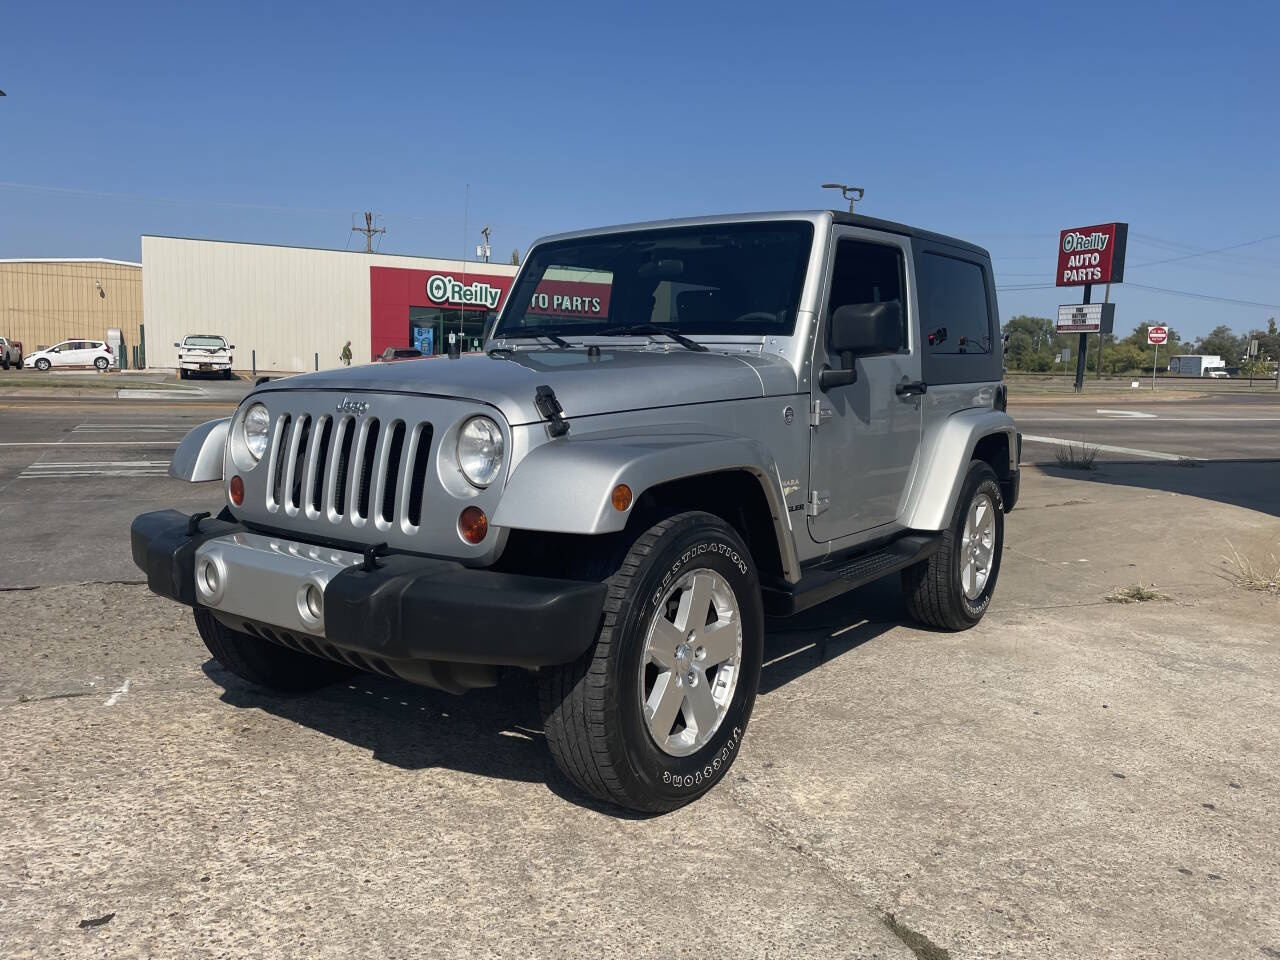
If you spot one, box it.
[1148,326,1168,345]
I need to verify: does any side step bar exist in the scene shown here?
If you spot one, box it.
[762,533,943,617]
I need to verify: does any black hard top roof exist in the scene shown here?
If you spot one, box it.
[829,211,990,258]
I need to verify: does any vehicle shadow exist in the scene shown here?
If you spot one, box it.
[201,577,906,812]
[1036,458,1280,518]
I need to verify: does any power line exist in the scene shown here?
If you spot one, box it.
[1126,232,1280,269]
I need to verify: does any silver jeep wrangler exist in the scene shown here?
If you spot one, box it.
[132,211,1019,812]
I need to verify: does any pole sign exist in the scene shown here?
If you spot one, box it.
[1147,325,1168,345]
[1056,222,1129,287]
[1057,302,1116,334]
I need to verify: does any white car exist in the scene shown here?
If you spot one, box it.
[26,339,117,372]
[1207,369,1230,379]
[175,335,235,379]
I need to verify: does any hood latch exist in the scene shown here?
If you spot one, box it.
[534,384,571,438]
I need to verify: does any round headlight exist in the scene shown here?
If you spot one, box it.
[456,416,504,488]
[242,403,270,462]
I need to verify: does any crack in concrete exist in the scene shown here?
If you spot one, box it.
[0,578,145,592]
[721,785,948,959]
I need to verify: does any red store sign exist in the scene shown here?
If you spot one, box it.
[368,265,613,357]
[1056,222,1128,287]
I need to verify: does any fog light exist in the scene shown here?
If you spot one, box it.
[611,483,633,512]
[229,474,244,506]
[459,506,488,544]
[301,583,323,622]
[197,557,223,601]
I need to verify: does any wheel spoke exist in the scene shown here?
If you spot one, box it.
[961,556,973,595]
[646,672,684,744]
[976,541,994,569]
[647,618,683,669]
[675,572,715,633]
[683,675,719,735]
[697,617,739,666]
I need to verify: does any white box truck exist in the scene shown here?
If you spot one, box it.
[1167,354,1224,377]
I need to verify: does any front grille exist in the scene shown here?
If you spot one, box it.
[265,412,434,533]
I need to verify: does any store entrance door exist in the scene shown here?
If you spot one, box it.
[409,307,494,356]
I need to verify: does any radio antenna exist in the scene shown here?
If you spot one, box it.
[821,183,865,213]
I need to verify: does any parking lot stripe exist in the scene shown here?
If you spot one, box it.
[1022,434,1205,462]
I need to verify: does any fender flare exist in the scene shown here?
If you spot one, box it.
[900,409,1018,530]
[492,429,802,583]
[170,418,229,482]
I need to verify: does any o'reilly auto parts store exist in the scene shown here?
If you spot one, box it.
[141,236,532,373]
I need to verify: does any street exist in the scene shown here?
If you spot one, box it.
[1,391,1278,959]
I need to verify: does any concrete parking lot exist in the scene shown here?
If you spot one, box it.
[1,392,1277,959]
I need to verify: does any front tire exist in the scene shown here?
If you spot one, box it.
[34,358,50,372]
[539,511,764,812]
[902,460,1004,631]
[194,608,354,692]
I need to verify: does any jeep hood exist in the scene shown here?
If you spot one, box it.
[258,349,799,425]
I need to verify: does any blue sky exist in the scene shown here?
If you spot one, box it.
[2,0,1277,340]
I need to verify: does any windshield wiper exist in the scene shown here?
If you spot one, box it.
[596,324,708,352]
[489,329,571,350]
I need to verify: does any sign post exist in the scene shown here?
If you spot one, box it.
[1148,325,1168,392]
[1056,223,1128,394]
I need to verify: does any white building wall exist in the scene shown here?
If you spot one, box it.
[141,237,517,372]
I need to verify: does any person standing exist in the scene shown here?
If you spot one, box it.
[340,340,352,366]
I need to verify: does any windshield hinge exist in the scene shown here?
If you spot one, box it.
[809,400,833,428]
[534,384,571,438]
[806,491,831,517]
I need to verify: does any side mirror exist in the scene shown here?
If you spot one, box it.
[173,342,181,348]
[229,344,236,350]
[820,302,901,390]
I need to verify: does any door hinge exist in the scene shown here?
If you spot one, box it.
[809,400,833,427]
[806,490,831,517]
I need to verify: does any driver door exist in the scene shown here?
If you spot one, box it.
[808,229,922,542]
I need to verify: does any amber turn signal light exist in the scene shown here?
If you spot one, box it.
[611,483,633,512]
[229,474,244,506]
[459,506,488,544]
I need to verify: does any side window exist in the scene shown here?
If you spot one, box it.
[918,253,991,354]
[827,239,908,350]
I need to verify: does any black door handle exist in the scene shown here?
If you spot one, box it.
[895,380,927,397]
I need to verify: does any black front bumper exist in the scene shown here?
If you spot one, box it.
[131,509,607,670]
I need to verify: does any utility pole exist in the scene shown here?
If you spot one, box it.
[352,212,385,253]
[477,225,492,262]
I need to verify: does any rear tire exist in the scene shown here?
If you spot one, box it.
[1,354,8,370]
[539,511,763,812]
[223,368,232,380]
[194,608,354,692]
[94,356,109,371]
[902,460,1004,631]
[179,368,187,380]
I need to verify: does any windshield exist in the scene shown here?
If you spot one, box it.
[183,336,227,348]
[494,221,814,340]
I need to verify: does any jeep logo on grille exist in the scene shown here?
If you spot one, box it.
[336,397,370,416]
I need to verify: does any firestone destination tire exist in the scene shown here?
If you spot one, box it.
[194,608,354,692]
[539,511,764,813]
[902,460,1005,631]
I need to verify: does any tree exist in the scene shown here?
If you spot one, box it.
[1103,342,1146,376]
[1196,324,1246,361]
[1000,315,1056,370]
[509,249,521,265]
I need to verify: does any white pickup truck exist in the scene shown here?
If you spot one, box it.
[175,335,235,379]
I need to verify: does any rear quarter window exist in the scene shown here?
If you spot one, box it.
[914,246,1001,385]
